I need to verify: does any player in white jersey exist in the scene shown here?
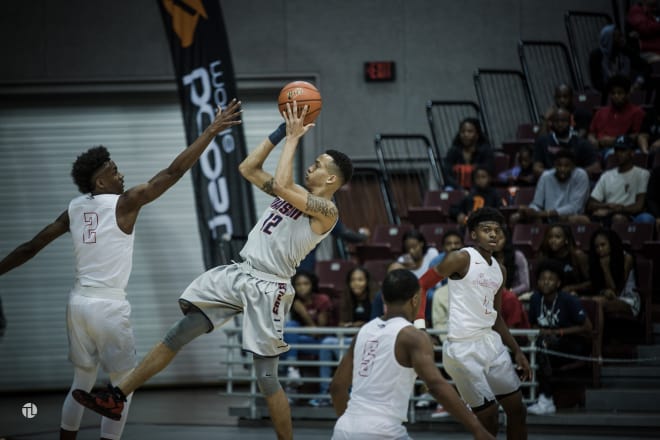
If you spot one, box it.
[417,207,531,440]
[74,101,353,440]
[0,100,241,440]
[330,269,494,440]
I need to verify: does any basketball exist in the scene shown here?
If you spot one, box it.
[277,81,322,125]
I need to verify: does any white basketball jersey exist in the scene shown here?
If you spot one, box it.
[68,194,134,289]
[447,247,503,341]
[240,197,334,278]
[344,317,417,422]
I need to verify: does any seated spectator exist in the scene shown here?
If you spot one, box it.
[494,227,531,296]
[538,224,590,295]
[281,270,333,383]
[316,267,375,407]
[638,101,660,154]
[498,143,536,188]
[534,108,602,181]
[450,167,504,225]
[589,24,650,97]
[527,259,593,416]
[587,135,654,225]
[646,164,660,234]
[627,0,660,63]
[442,117,494,190]
[588,75,645,155]
[510,149,591,225]
[397,229,440,277]
[427,230,465,334]
[493,229,531,333]
[586,228,641,318]
[539,83,593,138]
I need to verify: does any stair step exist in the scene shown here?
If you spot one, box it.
[586,388,660,412]
[637,345,660,366]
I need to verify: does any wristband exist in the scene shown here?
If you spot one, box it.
[413,318,426,330]
[268,122,286,145]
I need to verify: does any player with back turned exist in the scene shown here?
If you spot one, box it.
[74,101,353,440]
[0,100,242,440]
[417,207,531,440]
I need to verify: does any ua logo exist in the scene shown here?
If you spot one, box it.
[161,0,208,48]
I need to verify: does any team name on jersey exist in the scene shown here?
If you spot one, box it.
[270,198,303,220]
[473,272,501,290]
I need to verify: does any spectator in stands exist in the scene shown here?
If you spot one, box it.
[315,267,376,407]
[638,100,660,154]
[538,224,590,295]
[586,228,641,318]
[587,135,654,225]
[588,75,645,155]
[589,24,650,97]
[298,220,369,272]
[442,117,494,190]
[527,259,592,416]
[494,228,531,297]
[450,167,504,225]
[510,149,591,225]
[493,229,531,332]
[281,270,333,384]
[627,0,660,63]
[534,108,602,181]
[646,164,660,233]
[498,143,536,188]
[539,84,592,138]
[397,229,440,278]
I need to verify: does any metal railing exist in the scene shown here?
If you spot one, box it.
[219,326,540,421]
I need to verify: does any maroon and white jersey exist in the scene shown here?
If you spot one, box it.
[68,194,134,289]
[240,197,334,279]
[447,247,503,341]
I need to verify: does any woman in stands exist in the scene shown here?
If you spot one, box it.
[538,224,590,295]
[586,228,640,318]
[442,117,494,190]
[397,229,440,278]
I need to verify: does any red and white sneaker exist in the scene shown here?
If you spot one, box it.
[431,404,450,419]
[72,385,126,421]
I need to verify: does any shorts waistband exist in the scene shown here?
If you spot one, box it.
[447,328,492,343]
[238,261,289,284]
[72,284,126,300]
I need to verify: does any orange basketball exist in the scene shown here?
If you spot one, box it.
[277,81,322,125]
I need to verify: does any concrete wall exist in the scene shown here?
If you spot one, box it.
[2,0,612,159]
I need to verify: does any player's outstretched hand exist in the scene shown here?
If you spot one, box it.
[210,98,242,134]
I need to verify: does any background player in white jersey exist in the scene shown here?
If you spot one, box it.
[417,207,531,440]
[74,101,353,440]
[0,100,242,440]
[330,268,494,440]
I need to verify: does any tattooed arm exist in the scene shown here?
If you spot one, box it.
[272,102,337,234]
[238,137,278,196]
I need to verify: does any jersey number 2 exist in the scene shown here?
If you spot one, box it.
[83,212,99,243]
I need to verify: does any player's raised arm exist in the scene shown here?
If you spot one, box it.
[121,99,242,215]
[0,210,70,275]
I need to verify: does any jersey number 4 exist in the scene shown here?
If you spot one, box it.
[260,213,283,235]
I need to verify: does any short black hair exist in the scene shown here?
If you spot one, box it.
[382,269,419,305]
[466,207,504,231]
[535,258,564,285]
[442,229,463,245]
[554,148,576,163]
[606,74,631,93]
[326,149,353,185]
[71,146,111,194]
[291,269,320,292]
